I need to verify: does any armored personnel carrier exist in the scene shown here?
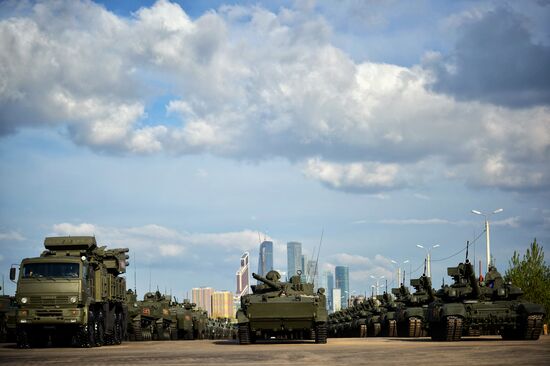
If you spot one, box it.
[394,275,436,337]
[428,260,546,341]
[236,270,328,344]
[170,299,198,340]
[11,236,128,347]
[128,290,173,341]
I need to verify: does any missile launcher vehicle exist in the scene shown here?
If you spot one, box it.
[11,236,129,347]
[237,270,328,344]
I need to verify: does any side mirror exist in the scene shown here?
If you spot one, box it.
[10,267,17,281]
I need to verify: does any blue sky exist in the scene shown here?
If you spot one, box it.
[0,0,549,299]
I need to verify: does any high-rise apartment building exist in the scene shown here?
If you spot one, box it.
[332,288,341,312]
[211,291,235,319]
[286,241,302,279]
[257,240,273,277]
[191,287,214,316]
[335,266,349,309]
[236,252,250,297]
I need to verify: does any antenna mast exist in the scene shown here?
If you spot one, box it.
[313,228,324,286]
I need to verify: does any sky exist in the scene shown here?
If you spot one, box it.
[0,0,549,299]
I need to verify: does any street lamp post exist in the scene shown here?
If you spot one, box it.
[416,244,440,278]
[390,259,410,286]
[370,275,385,297]
[471,208,503,273]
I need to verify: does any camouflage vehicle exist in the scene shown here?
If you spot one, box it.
[11,236,128,347]
[394,275,436,337]
[237,271,328,344]
[428,260,546,341]
[170,299,197,340]
[378,292,399,337]
[364,296,384,336]
[0,293,17,342]
[128,290,173,341]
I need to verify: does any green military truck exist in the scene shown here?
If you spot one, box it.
[11,236,129,347]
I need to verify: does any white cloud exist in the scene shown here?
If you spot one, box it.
[0,1,549,193]
[50,222,260,261]
[0,230,26,241]
[303,158,403,193]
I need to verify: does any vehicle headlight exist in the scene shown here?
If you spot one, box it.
[21,297,28,304]
[133,303,138,308]
[69,296,78,304]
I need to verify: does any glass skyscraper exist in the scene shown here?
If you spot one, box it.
[286,241,302,279]
[257,240,273,277]
[326,270,334,311]
[335,266,349,309]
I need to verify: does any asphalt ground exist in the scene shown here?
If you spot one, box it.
[1,336,549,365]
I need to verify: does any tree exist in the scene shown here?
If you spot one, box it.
[505,238,550,324]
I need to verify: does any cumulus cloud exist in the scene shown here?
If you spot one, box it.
[0,1,549,193]
[50,222,264,263]
[425,6,550,108]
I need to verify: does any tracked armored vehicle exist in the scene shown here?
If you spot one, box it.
[237,270,328,344]
[128,290,173,341]
[169,299,208,340]
[12,236,128,347]
[394,275,436,337]
[428,260,546,341]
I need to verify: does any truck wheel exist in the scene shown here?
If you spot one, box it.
[114,313,123,345]
[16,327,30,348]
[95,312,105,347]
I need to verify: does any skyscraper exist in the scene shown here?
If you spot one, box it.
[236,252,250,297]
[257,240,273,277]
[306,259,317,285]
[211,291,235,319]
[335,266,349,309]
[286,241,302,279]
[191,287,214,316]
[325,270,334,311]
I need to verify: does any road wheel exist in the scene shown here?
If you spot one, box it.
[315,323,327,344]
[238,324,250,345]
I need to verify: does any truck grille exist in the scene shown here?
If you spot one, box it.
[30,296,70,306]
[36,310,63,317]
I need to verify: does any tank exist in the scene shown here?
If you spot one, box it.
[378,292,399,337]
[427,260,546,341]
[236,270,328,344]
[12,236,129,348]
[128,290,174,341]
[394,275,436,337]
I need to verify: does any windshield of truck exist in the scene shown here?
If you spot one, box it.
[22,263,80,278]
